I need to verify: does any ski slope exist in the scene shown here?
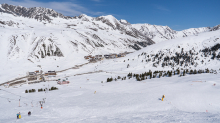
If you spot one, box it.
[0,70,220,122]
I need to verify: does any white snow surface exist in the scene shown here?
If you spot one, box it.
[0,5,220,122]
[132,23,210,43]
[0,29,220,122]
[0,68,220,122]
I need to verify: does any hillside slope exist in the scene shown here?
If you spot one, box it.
[0,4,220,84]
[132,23,210,43]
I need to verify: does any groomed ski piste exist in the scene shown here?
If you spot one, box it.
[1,29,220,123]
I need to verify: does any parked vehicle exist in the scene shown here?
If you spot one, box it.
[57,80,69,85]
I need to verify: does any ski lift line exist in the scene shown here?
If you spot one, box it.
[0,95,44,107]
[0,97,39,108]
[0,89,38,102]
[0,95,17,101]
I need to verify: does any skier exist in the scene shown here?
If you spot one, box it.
[17,112,20,119]
[28,111,31,116]
[162,95,165,101]
[16,113,19,119]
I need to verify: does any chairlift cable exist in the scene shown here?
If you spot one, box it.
[0,89,38,102]
[0,95,44,108]
[0,95,17,101]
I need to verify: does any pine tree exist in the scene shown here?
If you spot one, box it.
[194,69,197,74]
[133,74,136,78]
[183,70,186,76]
[177,69,180,74]
[205,68,210,73]
[190,70,193,74]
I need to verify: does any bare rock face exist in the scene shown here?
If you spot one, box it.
[0,4,74,22]
[210,24,220,31]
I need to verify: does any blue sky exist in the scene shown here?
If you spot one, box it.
[1,0,220,30]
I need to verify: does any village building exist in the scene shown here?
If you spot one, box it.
[26,71,41,82]
[110,54,117,58]
[104,55,110,59]
[27,77,38,81]
[28,72,36,76]
[84,55,93,59]
[85,51,129,61]
[118,53,126,57]
[45,71,57,77]
[89,58,96,62]
[95,55,103,60]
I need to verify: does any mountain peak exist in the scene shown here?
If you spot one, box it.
[0,3,74,22]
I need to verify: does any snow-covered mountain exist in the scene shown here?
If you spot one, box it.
[0,3,74,21]
[1,3,219,64]
[132,24,210,43]
[0,4,155,64]
[210,24,220,31]
[1,26,220,123]
[0,4,220,81]
[1,4,220,122]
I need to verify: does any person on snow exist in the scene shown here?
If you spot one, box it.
[162,95,165,101]
[28,111,31,116]
[17,112,20,119]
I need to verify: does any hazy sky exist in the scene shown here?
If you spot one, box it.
[1,0,220,30]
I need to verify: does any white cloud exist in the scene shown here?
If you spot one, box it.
[0,0,104,16]
[153,4,170,12]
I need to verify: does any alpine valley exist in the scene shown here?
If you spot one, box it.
[0,4,220,123]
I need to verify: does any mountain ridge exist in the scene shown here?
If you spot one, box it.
[0,3,219,67]
[1,3,218,44]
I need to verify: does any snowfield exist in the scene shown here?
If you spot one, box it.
[1,29,220,122]
[0,71,220,123]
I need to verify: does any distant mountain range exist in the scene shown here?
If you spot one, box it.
[0,3,219,63]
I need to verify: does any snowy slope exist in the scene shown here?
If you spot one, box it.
[0,4,156,83]
[0,56,220,123]
[91,29,220,74]
[132,23,210,43]
[0,4,220,122]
